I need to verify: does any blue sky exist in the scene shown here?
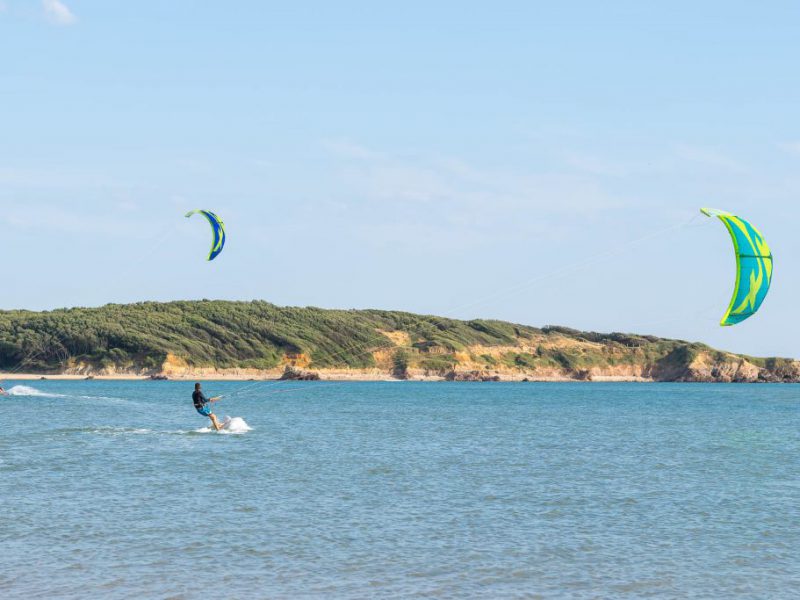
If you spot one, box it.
[1,1,799,357]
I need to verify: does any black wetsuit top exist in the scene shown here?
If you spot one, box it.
[192,390,208,410]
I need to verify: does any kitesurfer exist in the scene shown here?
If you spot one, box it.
[0,386,6,396]
[192,383,222,431]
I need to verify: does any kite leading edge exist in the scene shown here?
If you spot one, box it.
[701,208,773,326]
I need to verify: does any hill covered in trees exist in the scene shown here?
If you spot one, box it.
[0,300,796,382]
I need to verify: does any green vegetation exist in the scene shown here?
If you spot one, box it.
[392,349,410,379]
[0,301,542,373]
[0,300,792,381]
[418,355,457,372]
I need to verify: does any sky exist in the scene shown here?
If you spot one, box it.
[1,0,799,357]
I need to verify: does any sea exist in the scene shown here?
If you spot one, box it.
[1,380,798,599]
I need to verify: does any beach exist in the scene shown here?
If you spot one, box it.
[1,370,655,382]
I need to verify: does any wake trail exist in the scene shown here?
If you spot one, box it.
[4,385,134,404]
[6,385,67,398]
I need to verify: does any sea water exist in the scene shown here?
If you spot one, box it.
[1,381,799,599]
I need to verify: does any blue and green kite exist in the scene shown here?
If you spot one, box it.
[186,209,226,261]
[701,208,773,326]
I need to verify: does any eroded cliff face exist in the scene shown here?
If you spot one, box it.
[55,330,800,383]
[659,352,800,383]
[370,333,800,383]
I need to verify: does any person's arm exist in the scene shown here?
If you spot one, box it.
[210,396,222,402]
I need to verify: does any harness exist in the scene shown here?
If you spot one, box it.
[192,391,207,410]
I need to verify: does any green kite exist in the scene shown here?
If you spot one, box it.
[701,208,773,326]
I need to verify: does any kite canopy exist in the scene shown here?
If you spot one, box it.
[185,210,226,261]
[701,208,772,326]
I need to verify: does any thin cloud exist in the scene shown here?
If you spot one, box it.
[0,203,144,238]
[563,153,631,177]
[675,144,745,172]
[779,141,800,156]
[314,139,630,255]
[42,0,76,26]
[324,140,627,215]
[321,138,384,161]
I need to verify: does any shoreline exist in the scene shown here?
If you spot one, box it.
[0,372,670,383]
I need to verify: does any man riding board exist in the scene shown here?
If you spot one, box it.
[192,383,222,431]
